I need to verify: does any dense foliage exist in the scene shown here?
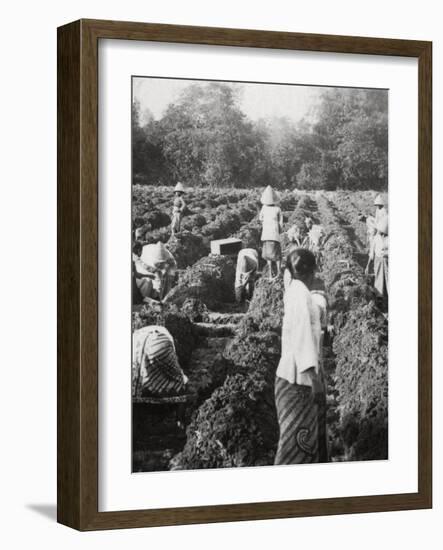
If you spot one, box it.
[164,254,236,309]
[133,84,388,190]
[297,90,388,191]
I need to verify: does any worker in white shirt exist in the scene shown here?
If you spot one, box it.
[234,248,259,303]
[365,216,389,300]
[259,185,283,280]
[171,182,186,235]
[274,248,325,464]
[307,224,325,267]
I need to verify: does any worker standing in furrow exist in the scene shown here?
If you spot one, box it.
[259,185,283,281]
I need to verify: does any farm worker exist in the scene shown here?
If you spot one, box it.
[365,215,377,252]
[132,325,189,397]
[310,289,329,463]
[307,223,324,254]
[365,216,389,300]
[234,248,259,303]
[274,248,325,465]
[259,185,283,280]
[287,224,303,247]
[132,241,157,303]
[374,194,388,225]
[171,182,186,235]
[135,226,146,241]
[305,216,313,232]
[140,241,178,300]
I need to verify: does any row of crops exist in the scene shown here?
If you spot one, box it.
[132,185,388,471]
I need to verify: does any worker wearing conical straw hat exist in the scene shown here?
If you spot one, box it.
[261,185,279,206]
[259,185,283,280]
[135,241,178,301]
[171,182,186,236]
[365,215,389,304]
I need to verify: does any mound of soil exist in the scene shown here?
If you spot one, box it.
[181,213,207,231]
[166,231,209,268]
[224,327,280,378]
[233,221,261,250]
[165,254,236,309]
[180,298,210,322]
[333,301,388,460]
[143,210,171,230]
[243,277,284,333]
[171,290,282,471]
[170,370,278,470]
[185,338,230,409]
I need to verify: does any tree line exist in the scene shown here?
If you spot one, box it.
[133,82,388,191]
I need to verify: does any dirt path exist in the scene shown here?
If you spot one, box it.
[326,199,368,270]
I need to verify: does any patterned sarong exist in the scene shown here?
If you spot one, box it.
[133,326,186,397]
[274,376,319,464]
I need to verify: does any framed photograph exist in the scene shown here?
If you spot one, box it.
[57,19,432,530]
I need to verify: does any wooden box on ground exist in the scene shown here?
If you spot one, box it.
[210,238,242,256]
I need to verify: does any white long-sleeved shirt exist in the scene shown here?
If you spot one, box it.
[276,279,322,387]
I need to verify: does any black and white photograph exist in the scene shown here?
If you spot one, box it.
[131,76,389,473]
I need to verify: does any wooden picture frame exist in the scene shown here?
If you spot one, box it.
[57,19,432,530]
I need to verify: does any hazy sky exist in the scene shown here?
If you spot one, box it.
[133,77,323,124]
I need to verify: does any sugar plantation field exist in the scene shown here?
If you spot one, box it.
[132,185,388,471]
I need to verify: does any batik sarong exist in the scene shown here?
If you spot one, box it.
[274,375,319,464]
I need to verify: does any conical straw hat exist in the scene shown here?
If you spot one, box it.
[174,182,185,193]
[374,194,385,206]
[150,242,171,264]
[261,185,279,205]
